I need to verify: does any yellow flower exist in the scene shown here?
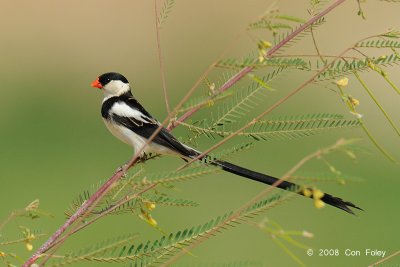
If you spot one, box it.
[257,40,271,63]
[0,251,5,257]
[312,189,325,209]
[367,60,376,70]
[140,209,158,227]
[145,201,156,211]
[258,40,272,49]
[313,189,324,200]
[335,77,349,87]
[314,199,326,209]
[147,215,158,227]
[209,82,215,91]
[25,241,33,251]
[303,188,312,197]
[349,97,360,106]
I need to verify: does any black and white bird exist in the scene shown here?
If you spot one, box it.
[91,72,362,214]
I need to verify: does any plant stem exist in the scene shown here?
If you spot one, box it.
[0,234,46,246]
[368,250,400,267]
[155,0,171,113]
[382,73,400,95]
[167,66,253,130]
[337,84,397,163]
[354,71,400,136]
[22,159,137,267]
[47,183,158,251]
[359,120,396,162]
[0,213,15,232]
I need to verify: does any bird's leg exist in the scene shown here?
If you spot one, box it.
[137,152,159,162]
[114,152,160,176]
[114,164,128,177]
[140,152,150,162]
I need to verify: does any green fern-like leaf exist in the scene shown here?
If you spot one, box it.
[216,56,308,70]
[248,10,305,30]
[158,0,175,25]
[207,142,254,161]
[178,92,233,113]
[64,167,145,219]
[100,195,200,216]
[272,17,326,53]
[193,70,283,132]
[64,164,219,219]
[183,113,360,141]
[356,39,400,48]
[213,79,272,126]
[145,164,222,184]
[49,233,138,267]
[65,193,285,266]
[317,53,400,80]
[144,195,199,207]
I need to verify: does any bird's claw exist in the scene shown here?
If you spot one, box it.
[114,164,128,177]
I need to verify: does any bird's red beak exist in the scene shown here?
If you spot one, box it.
[91,78,103,89]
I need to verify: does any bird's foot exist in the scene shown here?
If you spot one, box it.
[114,163,128,177]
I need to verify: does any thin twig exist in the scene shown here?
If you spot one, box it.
[22,163,132,267]
[382,74,400,95]
[368,250,400,267]
[336,80,397,163]
[270,54,360,60]
[353,71,400,136]
[37,178,155,267]
[0,234,46,246]
[0,213,16,232]
[310,26,327,66]
[155,0,171,113]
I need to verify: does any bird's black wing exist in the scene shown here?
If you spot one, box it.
[106,94,197,158]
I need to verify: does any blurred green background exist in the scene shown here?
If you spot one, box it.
[1,1,399,266]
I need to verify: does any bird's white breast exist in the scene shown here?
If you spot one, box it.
[103,119,178,156]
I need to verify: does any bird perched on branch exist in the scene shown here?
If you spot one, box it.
[91,72,362,214]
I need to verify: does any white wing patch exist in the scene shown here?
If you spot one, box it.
[110,102,156,124]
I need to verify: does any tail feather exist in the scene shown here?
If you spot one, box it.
[180,145,361,214]
[212,159,362,214]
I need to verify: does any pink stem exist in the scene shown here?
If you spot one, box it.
[22,170,126,267]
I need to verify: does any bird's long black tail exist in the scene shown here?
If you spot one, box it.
[170,131,361,214]
[210,159,362,214]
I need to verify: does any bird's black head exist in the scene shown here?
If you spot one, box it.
[91,72,131,97]
[97,72,129,87]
